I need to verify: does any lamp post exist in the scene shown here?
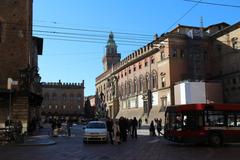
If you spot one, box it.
[7,78,13,126]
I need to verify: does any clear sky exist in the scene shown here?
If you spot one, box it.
[33,0,239,96]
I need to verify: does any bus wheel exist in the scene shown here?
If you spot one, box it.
[209,134,222,147]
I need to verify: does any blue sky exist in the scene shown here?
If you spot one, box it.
[33,0,239,96]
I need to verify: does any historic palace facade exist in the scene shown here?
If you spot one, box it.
[41,80,85,119]
[96,22,240,121]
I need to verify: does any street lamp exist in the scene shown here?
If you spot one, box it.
[7,78,13,127]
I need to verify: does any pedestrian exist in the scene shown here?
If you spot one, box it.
[145,118,148,124]
[113,120,121,144]
[52,119,58,137]
[67,118,72,137]
[149,121,156,136]
[131,117,138,139]
[128,119,132,137]
[119,117,128,142]
[157,118,162,136]
[106,117,114,144]
[138,118,142,129]
[123,117,128,141]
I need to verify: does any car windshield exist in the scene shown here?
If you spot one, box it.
[86,122,106,129]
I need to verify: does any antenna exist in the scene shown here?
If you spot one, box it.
[200,16,204,28]
[200,16,204,37]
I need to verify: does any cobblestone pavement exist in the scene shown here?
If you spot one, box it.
[0,125,240,160]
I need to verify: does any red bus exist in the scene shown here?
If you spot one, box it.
[164,103,240,146]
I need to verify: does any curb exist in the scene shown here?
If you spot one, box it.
[16,140,56,146]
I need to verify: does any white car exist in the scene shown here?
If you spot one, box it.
[83,121,108,143]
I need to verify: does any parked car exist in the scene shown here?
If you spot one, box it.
[83,121,108,143]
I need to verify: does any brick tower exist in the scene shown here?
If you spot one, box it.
[102,32,121,71]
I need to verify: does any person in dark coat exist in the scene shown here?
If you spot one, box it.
[128,119,132,137]
[119,117,128,142]
[138,118,142,129]
[67,119,72,137]
[149,121,156,136]
[131,117,138,139]
[157,118,162,136]
[106,117,114,144]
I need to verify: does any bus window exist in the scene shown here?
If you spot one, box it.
[227,114,235,127]
[183,112,203,130]
[165,112,182,130]
[237,114,240,127]
[206,111,225,127]
[175,114,182,130]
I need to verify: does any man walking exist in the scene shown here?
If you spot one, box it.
[131,117,138,139]
[67,118,72,137]
[106,117,114,144]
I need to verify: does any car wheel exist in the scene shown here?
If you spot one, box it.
[209,134,222,147]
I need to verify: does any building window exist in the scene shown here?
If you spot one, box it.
[63,105,66,109]
[232,78,237,84]
[152,71,158,89]
[139,62,142,69]
[151,56,155,64]
[63,94,66,101]
[145,74,149,91]
[161,76,166,88]
[133,66,136,71]
[139,76,143,92]
[134,78,137,94]
[52,94,57,103]
[125,82,127,96]
[44,94,49,101]
[232,37,238,49]
[128,80,132,95]
[160,52,165,60]
[129,69,131,74]
[77,95,81,101]
[145,61,148,67]
[172,49,177,57]
[180,49,185,58]
[204,51,207,60]
[70,94,74,101]
[0,21,2,43]
[217,45,222,52]
[160,96,167,112]
[121,84,124,98]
